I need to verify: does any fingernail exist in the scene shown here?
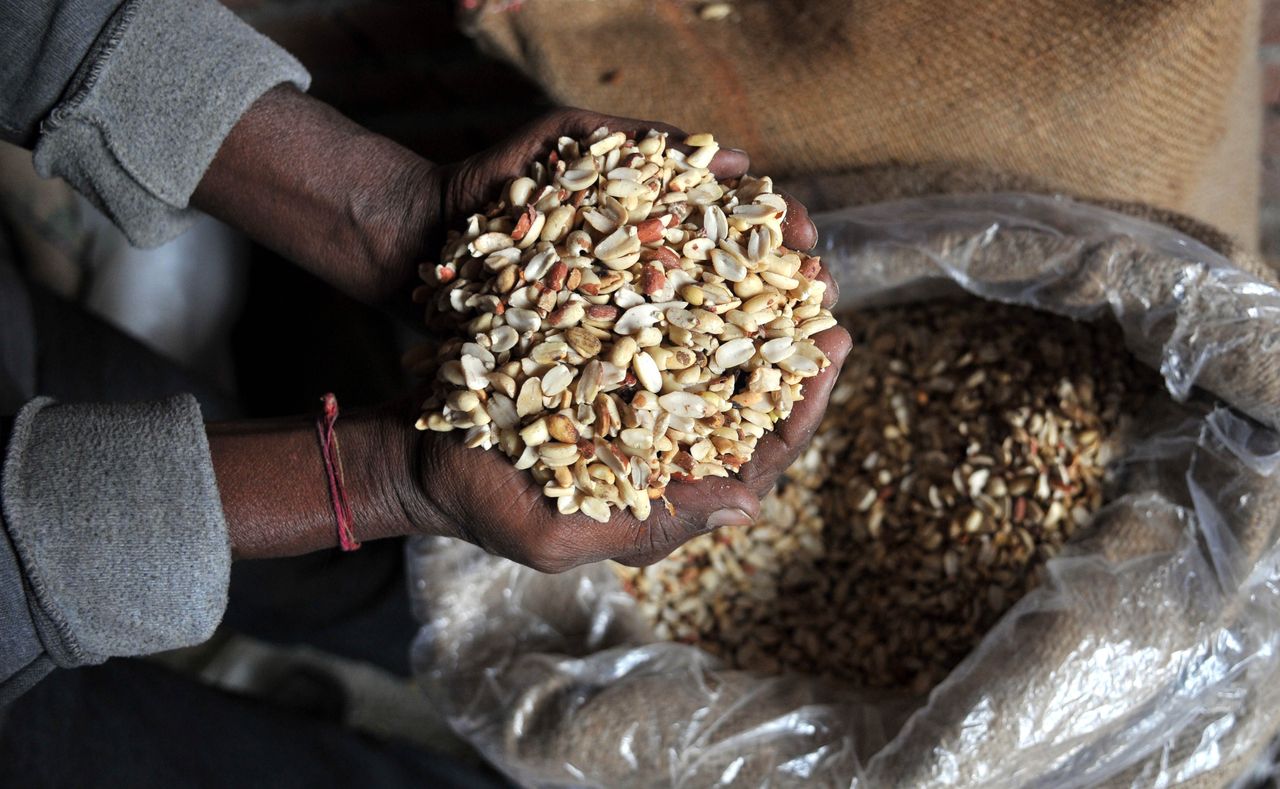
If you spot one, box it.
[706,508,753,530]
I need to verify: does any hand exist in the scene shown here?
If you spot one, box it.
[203,97,852,571]
[393,325,850,573]
[431,107,839,301]
[390,108,849,572]
[195,92,840,317]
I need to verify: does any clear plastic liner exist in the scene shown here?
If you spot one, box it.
[410,194,1280,787]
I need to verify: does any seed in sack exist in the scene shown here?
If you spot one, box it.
[614,300,1161,693]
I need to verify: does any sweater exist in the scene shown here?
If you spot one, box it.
[0,0,309,702]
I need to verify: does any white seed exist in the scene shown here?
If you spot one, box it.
[558,169,598,191]
[711,249,747,282]
[686,143,720,169]
[619,428,653,449]
[633,351,662,392]
[683,237,715,261]
[589,131,626,156]
[659,391,709,418]
[524,247,558,280]
[506,308,541,333]
[489,325,519,353]
[732,203,778,223]
[595,227,641,261]
[461,356,490,390]
[580,496,611,523]
[517,377,543,417]
[703,205,728,244]
[469,232,513,255]
[486,394,519,429]
[541,364,574,396]
[778,354,819,375]
[760,337,795,363]
[714,338,756,369]
[575,360,604,404]
[541,205,575,242]
[746,228,769,262]
[519,418,549,447]
[799,315,839,338]
[614,304,664,335]
[538,442,581,467]
[607,166,643,182]
[508,177,537,207]
[606,179,648,199]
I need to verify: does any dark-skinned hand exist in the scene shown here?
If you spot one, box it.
[393,108,852,573]
[198,95,851,571]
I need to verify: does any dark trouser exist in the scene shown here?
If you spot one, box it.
[0,252,497,787]
[0,660,497,789]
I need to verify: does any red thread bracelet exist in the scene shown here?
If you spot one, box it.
[316,393,361,552]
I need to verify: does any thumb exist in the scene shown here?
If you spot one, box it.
[665,475,761,537]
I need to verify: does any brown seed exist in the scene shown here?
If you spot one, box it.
[495,265,517,293]
[543,260,568,291]
[636,218,666,243]
[640,265,666,296]
[510,206,537,241]
[566,327,602,357]
[546,302,585,329]
[640,245,680,269]
[547,414,580,444]
[587,304,620,322]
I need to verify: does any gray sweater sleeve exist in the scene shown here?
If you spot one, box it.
[0,0,122,146]
[0,396,230,703]
[30,0,310,247]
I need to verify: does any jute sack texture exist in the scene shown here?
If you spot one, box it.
[465,0,1260,249]
[411,196,1280,786]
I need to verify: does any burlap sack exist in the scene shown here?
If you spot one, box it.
[464,0,1260,250]
[409,194,1280,787]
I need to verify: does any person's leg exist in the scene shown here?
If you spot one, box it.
[27,283,241,420]
[0,660,506,789]
[222,538,419,676]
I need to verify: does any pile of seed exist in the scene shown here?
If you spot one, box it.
[615,299,1160,693]
[410,127,834,522]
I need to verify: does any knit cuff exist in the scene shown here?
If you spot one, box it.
[32,0,310,247]
[1,396,229,666]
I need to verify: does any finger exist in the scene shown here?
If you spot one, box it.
[614,477,760,566]
[816,264,839,310]
[737,327,853,497]
[778,190,817,251]
[664,475,761,534]
[704,147,749,181]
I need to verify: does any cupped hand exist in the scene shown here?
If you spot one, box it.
[394,323,849,574]
[393,107,850,573]
[429,107,839,308]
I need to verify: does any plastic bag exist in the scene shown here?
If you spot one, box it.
[409,194,1280,787]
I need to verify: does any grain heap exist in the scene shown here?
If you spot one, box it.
[615,300,1160,693]
[411,127,835,522]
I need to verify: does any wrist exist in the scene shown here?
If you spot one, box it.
[193,85,444,311]
[369,400,454,541]
[210,406,422,559]
[352,149,446,313]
